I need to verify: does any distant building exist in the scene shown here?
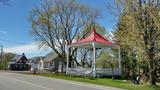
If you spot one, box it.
[43,51,64,72]
[28,56,44,71]
[8,53,29,70]
[29,51,64,73]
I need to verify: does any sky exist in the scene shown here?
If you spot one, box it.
[0,0,117,58]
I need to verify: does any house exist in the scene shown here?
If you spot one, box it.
[8,53,29,70]
[43,51,64,72]
[29,51,64,73]
[28,56,44,71]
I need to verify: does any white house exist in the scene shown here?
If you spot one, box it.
[29,51,64,72]
[29,57,44,71]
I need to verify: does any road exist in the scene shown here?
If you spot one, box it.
[0,71,124,90]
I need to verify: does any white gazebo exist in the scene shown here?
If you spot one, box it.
[66,28,121,77]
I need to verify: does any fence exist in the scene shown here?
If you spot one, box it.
[68,68,121,77]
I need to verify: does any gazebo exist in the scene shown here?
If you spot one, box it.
[66,28,121,77]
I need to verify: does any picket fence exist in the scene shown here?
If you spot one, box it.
[67,68,121,77]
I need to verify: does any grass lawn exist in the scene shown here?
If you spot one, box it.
[24,72,160,90]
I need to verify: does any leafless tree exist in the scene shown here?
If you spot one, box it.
[29,0,99,71]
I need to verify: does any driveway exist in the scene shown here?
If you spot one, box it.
[0,71,124,90]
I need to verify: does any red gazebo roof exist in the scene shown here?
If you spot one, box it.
[69,28,114,48]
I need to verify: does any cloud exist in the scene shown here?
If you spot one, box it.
[0,31,7,34]
[4,43,37,54]
[3,43,51,58]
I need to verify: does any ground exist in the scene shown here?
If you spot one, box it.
[0,71,123,90]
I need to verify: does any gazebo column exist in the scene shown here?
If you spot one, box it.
[66,46,69,75]
[92,42,96,77]
[118,46,121,74]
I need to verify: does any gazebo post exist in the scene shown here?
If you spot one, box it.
[66,46,69,75]
[92,42,96,77]
[118,46,121,74]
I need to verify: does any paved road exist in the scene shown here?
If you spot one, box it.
[0,71,124,90]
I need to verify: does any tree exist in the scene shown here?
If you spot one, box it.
[0,53,15,70]
[115,0,160,85]
[96,50,118,80]
[29,0,98,72]
[114,10,139,80]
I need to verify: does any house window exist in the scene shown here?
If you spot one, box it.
[50,62,54,67]
[59,62,62,69]
[52,62,54,68]
[19,60,22,63]
[19,64,23,69]
[24,65,27,69]
[48,63,50,68]
[15,64,18,68]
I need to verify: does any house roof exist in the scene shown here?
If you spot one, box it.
[43,51,59,62]
[11,55,23,62]
[11,53,28,63]
[29,56,44,64]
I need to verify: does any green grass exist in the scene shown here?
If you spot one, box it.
[25,72,160,90]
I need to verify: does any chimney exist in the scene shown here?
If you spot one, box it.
[22,53,25,56]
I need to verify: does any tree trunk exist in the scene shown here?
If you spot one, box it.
[149,60,156,85]
[111,65,115,80]
[68,55,72,67]
[68,48,72,68]
[61,61,64,74]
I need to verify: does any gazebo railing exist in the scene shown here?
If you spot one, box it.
[67,68,92,76]
[67,68,121,77]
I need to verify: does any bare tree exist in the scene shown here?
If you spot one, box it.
[29,0,99,71]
